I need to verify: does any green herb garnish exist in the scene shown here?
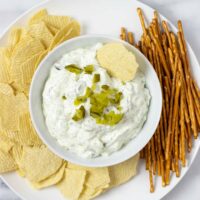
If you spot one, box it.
[65,64,82,74]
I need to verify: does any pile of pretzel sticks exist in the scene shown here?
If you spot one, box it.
[120,8,200,192]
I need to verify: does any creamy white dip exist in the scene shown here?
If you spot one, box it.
[43,43,151,158]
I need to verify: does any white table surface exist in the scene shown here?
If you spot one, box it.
[0,0,200,200]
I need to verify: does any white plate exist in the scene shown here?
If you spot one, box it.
[1,0,200,200]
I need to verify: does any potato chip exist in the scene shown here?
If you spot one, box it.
[28,9,48,25]
[17,112,42,146]
[42,15,71,29]
[11,145,26,177]
[0,83,14,96]
[108,153,139,187]
[0,149,17,173]
[0,132,15,152]
[11,38,45,82]
[97,43,139,81]
[0,86,28,132]
[49,20,80,50]
[68,162,110,189]
[46,24,59,36]
[8,28,24,48]
[56,26,80,47]
[57,168,86,200]
[32,163,66,189]
[19,146,63,182]
[0,48,11,83]
[27,21,54,49]
[35,50,48,68]
[20,51,47,85]
[79,186,104,200]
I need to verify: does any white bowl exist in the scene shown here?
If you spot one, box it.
[29,35,162,167]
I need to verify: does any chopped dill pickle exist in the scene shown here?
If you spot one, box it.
[62,95,67,100]
[74,96,86,106]
[117,106,122,111]
[84,65,94,74]
[91,84,96,90]
[72,106,85,121]
[85,87,93,97]
[96,111,123,126]
[93,74,100,83]
[74,87,93,106]
[65,64,82,74]
[122,81,126,85]
[101,85,109,90]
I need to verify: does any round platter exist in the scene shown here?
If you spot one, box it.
[1,0,200,200]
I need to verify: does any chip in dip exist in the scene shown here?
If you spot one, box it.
[43,43,151,158]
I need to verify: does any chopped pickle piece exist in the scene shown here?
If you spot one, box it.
[62,95,67,100]
[93,74,100,83]
[65,64,82,74]
[72,106,85,121]
[101,85,109,90]
[74,87,93,106]
[122,81,126,85]
[96,111,123,126]
[84,65,94,74]
[85,87,93,98]
[74,96,86,106]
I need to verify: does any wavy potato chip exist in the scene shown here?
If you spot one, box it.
[0,48,11,83]
[42,15,71,29]
[19,146,63,182]
[28,9,48,25]
[79,186,105,200]
[46,24,59,36]
[20,50,47,85]
[0,149,17,173]
[97,43,139,81]
[10,38,45,84]
[8,28,24,49]
[108,153,139,187]
[27,21,54,48]
[11,145,26,177]
[32,163,66,189]
[68,162,110,189]
[0,86,28,131]
[57,168,86,200]
[0,132,15,153]
[49,20,80,50]
[17,113,42,146]
[0,83,14,96]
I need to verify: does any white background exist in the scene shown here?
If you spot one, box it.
[0,0,200,200]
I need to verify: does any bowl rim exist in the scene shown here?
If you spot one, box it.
[29,34,162,167]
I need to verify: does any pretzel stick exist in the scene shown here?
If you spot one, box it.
[180,81,186,167]
[185,120,192,152]
[160,155,166,186]
[177,32,198,138]
[178,20,200,98]
[161,33,170,71]
[165,56,178,160]
[120,27,127,41]
[162,21,172,49]
[170,72,181,163]
[174,113,180,177]
[191,82,200,127]
[137,8,148,35]
[127,32,135,45]
[149,26,171,78]
[170,32,179,56]
[148,142,155,193]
